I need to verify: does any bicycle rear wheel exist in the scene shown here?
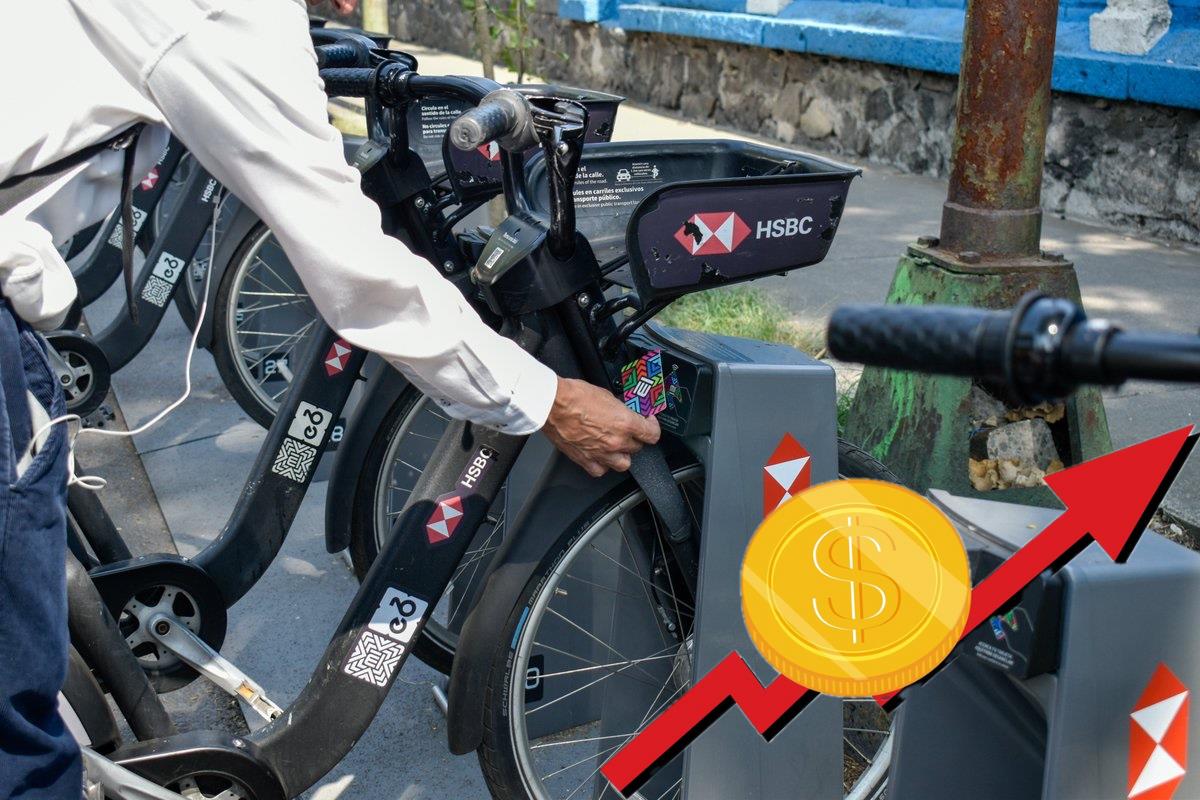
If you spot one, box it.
[478,444,894,800]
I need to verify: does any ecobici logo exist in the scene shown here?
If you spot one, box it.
[673,211,816,256]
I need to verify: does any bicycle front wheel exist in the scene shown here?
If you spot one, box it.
[479,444,894,800]
[212,223,317,428]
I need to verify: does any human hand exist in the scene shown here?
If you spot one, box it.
[543,378,661,477]
[308,0,359,14]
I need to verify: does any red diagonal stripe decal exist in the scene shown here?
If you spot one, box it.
[600,652,813,796]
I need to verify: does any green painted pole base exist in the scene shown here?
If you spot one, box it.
[842,249,1113,507]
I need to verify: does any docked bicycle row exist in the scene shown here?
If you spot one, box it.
[59,22,1200,800]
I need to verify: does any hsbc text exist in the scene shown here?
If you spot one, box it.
[460,446,498,490]
[756,217,814,239]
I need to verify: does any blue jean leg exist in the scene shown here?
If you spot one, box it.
[0,297,80,799]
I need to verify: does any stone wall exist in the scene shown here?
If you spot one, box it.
[383,1,1200,245]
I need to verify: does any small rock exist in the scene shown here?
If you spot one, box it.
[1005,401,1065,424]
[986,419,1062,471]
[800,100,835,139]
[968,385,1007,427]
[1090,0,1172,56]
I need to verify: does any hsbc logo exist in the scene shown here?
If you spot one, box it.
[140,167,160,191]
[674,211,816,256]
[674,212,751,256]
[477,141,501,162]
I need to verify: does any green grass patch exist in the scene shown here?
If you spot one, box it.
[655,286,824,356]
[836,377,858,435]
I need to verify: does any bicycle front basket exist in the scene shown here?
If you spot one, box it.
[624,141,859,302]
[521,140,859,298]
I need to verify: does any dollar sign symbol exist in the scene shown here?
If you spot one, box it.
[811,517,902,645]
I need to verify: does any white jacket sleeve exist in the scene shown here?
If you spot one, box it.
[142,2,557,434]
[0,215,75,331]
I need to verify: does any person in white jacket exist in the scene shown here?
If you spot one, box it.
[0,1,658,795]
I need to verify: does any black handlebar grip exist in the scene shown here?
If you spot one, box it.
[450,102,515,151]
[827,304,1008,377]
[315,42,362,69]
[318,67,373,98]
[449,90,536,152]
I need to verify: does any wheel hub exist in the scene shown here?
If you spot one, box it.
[119,585,203,671]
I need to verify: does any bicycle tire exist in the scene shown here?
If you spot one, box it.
[477,443,896,800]
[211,222,317,428]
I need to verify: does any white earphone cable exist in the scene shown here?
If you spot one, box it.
[23,188,224,490]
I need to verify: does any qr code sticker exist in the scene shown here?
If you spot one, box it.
[106,207,148,249]
[271,437,317,483]
[140,275,173,308]
[343,630,405,688]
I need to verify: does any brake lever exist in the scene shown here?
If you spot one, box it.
[528,98,588,260]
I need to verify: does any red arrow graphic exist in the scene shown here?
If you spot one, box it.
[601,426,1197,797]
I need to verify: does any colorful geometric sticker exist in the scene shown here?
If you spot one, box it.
[666,365,682,412]
[621,350,667,418]
[1129,663,1189,800]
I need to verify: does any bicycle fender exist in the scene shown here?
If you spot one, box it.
[194,134,367,349]
[324,359,411,554]
[446,448,629,755]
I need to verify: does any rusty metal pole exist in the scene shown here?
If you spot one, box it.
[844,0,1112,505]
[941,0,1058,260]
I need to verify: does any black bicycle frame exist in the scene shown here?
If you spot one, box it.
[113,305,603,796]
[92,156,220,370]
[73,136,189,306]
[78,84,497,610]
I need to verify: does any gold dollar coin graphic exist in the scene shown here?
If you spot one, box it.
[741,479,971,696]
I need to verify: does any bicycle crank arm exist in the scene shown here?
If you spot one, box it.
[146,613,284,724]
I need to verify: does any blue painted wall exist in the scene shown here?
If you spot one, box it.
[559,0,1200,109]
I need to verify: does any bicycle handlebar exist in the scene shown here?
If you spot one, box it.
[315,42,362,69]
[318,65,499,107]
[449,89,537,153]
[827,294,1200,403]
[827,304,1010,379]
[319,67,375,98]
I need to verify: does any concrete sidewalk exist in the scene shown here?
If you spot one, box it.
[82,36,1198,800]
